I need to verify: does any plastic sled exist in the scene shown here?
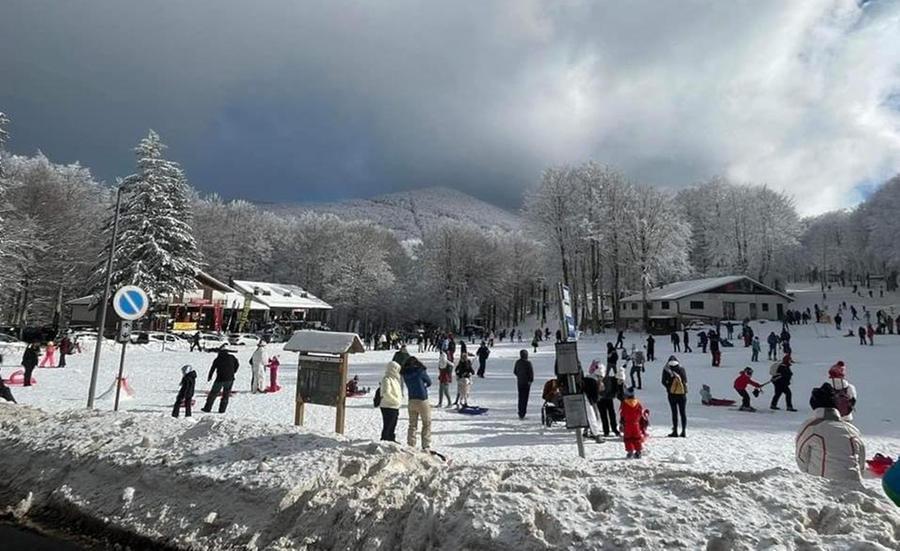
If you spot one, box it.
[867,454,895,477]
[457,405,489,415]
[3,369,35,386]
[702,399,737,407]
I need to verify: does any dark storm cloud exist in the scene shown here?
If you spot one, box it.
[1,1,899,213]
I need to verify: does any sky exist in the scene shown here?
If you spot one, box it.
[1,1,899,215]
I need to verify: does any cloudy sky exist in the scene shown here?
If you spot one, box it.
[2,1,899,214]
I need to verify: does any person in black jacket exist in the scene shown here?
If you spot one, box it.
[646,335,655,361]
[21,343,39,387]
[513,350,534,419]
[201,347,239,413]
[0,373,16,403]
[662,355,688,437]
[770,357,796,411]
[606,342,619,372]
[172,364,197,417]
[476,342,491,378]
[597,364,621,437]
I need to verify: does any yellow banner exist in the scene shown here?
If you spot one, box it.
[173,321,198,331]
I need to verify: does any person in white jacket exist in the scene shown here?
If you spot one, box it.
[827,361,858,421]
[796,383,866,482]
[379,361,403,441]
[250,342,267,394]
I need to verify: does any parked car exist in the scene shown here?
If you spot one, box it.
[0,333,27,364]
[229,333,261,346]
[131,331,187,348]
[198,333,228,351]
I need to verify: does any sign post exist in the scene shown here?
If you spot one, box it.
[110,286,149,412]
[557,283,586,458]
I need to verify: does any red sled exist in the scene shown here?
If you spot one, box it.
[703,399,737,407]
[867,454,895,477]
[3,369,35,386]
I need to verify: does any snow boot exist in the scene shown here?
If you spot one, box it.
[634,451,642,459]
[667,430,679,437]
[787,407,798,412]
[770,406,781,410]
[626,452,634,459]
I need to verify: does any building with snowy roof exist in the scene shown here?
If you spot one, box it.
[619,275,792,332]
[230,280,332,326]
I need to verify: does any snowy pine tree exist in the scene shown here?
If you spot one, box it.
[92,131,202,300]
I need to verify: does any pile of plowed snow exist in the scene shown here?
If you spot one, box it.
[1,405,897,550]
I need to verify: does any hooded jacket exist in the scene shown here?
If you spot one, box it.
[379,361,403,409]
[402,358,431,401]
[796,408,866,482]
[208,350,239,382]
[661,358,687,395]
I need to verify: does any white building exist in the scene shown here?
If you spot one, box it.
[619,275,792,332]
[230,280,332,325]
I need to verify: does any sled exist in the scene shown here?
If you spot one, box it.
[456,405,489,415]
[867,454,894,477]
[97,377,135,401]
[728,407,774,414]
[702,399,737,407]
[346,389,370,398]
[3,369,35,386]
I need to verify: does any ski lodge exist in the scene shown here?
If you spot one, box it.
[619,275,793,333]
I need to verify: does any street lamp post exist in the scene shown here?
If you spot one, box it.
[87,183,125,409]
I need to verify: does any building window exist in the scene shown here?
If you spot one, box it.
[622,303,627,311]
[631,303,637,311]
[690,301,704,310]
[762,303,769,312]
[661,301,670,310]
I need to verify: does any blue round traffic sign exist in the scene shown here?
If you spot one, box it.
[113,285,149,321]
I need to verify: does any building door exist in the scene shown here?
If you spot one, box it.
[749,303,758,320]
[723,301,736,320]
[777,303,784,321]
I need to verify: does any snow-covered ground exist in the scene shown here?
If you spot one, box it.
[1,283,899,549]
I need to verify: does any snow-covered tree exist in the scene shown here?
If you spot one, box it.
[92,131,202,300]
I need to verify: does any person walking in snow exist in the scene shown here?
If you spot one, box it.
[436,351,453,407]
[39,340,56,368]
[58,334,72,368]
[379,361,403,442]
[769,356,796,412]
[607,342,619,372]
[402,357,432,450]
[266,355,281,392]
[619,387,646,459]
[615,330,625,349]
[646,335,655,362]
[734,367,763,412]
[190,331,201,352]
[834,313,842,332]
[683,329,692,353]
[826,361,857,421]
[670,331,681,353]
[796,383,866,482]
[866,323,875,346]
[21,343,39,387]
[597,363,621,437]
[751,336,761,362]
[250,341,267,394]
[630,347,646,390]
[476,341,490,378]
[172,364,197,418]
[201,346,239,414]
[709,331,721,367]
[662,356,688,437]
[698,330,708,354]
[767,331,779,361]
[858,326,867,346]
[454,352,475,408]
[513,350,534,419]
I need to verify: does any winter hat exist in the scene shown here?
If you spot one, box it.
[666,355,679,367]
[743,367,754,375]
[623,387,636,399]
[181,364,194,375]
[519,349,528,360]
[810,383,837,410]
[588,360,602,375]
[828,361,846,379]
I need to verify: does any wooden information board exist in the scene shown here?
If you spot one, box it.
[296,355,343,406]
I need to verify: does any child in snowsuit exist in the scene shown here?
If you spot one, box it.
[172,364,197,418]
[266,356,281,392]
[437,351,452,407]
[734,367,763,411]
[39,341,56,368]
[700,384,735,406]
[619,387,645,459]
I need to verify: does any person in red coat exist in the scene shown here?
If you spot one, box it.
[619,387,646,459]
[734,367,763,412]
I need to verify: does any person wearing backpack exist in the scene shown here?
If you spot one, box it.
[661,355,687,437]
[769,356,797,412]
[378,361,403,442]
[827,361,857,420]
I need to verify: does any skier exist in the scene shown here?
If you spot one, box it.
[619,387,646,459]
[769,357,797,411]
[767,331,779,361]
[39,341,56,368]
[661,355,687,437]
[733,367,763,411]
[402,356,432,450]
[201,346,239,414]
[378,361,403,442]
[172,364,197,418]
[646,335,655,362]
[630,347,646,390]
[21,343,39,387]
[670,331,681,353]
[476,341,490,378]
[827,361,857,421]
[513,350,534,419]
[751,336,761,362]
[250,341,267,394]
[796,383,866,482]
[454,352,474,408]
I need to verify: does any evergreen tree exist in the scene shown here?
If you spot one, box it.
[92,131,202,300]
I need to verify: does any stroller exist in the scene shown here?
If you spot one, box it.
[540,379,566,427]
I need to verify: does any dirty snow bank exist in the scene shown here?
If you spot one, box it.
[1,405,898,550]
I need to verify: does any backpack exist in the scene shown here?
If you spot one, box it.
[669,373,686,395]
[373,386,382,408]
[834,386,853,417]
